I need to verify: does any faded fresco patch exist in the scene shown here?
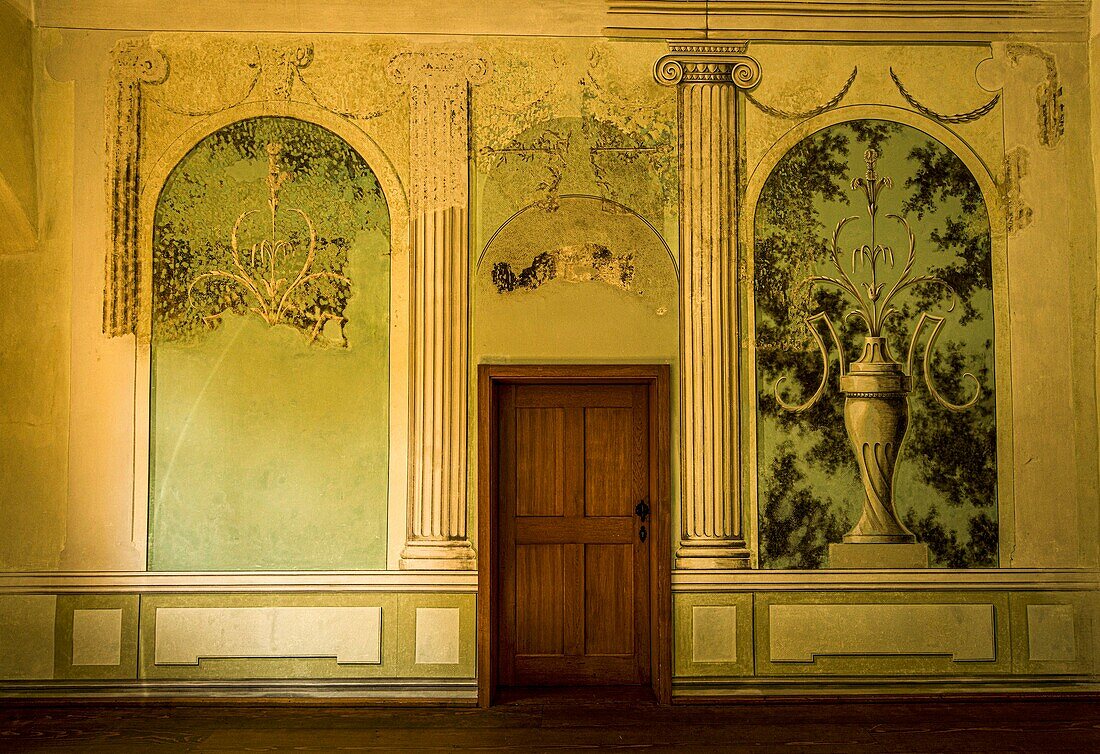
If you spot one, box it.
[480,195,674,306]
[474,195,677,365]
[491,242,635,294]
[149,116,391,571]
[474,40,676,237]
[754,120,999,569]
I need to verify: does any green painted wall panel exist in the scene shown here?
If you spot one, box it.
[139,593,399,680]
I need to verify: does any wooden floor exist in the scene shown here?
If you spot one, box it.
[1,692,1098,752]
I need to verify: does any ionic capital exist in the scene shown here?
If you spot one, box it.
[112,39,169,85]
[654,42,760,89]
[387,50,492,88]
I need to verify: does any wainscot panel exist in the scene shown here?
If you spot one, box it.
[0,595,55,680]
[672,593,754,678]
[54,594,139,680]
[396,593,476,679]
[139,593,398,680]
[753,591,1012,676]
[1010,591,1096,676]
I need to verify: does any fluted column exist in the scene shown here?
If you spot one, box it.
[655,43,759,569]
[389,51,490,570]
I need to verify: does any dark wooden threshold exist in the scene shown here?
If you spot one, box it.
[494,685,659,706]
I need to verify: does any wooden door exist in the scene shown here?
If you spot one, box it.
[498,382,651,686]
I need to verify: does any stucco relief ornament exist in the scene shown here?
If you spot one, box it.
[386,50,491,88]
[774,149,981,545]
[268,43,315,99]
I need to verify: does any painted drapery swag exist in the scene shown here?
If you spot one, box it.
[754,119,999,569]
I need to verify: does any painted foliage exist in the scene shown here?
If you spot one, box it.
[149,116,391,571]
[754,119,999,569]
[152,116,388,347]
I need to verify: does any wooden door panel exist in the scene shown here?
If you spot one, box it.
[584,543,634,656]
[515,407,565,517]
[513,384,635,409]
[584,407,635,517]
[514,517,633,544]
[515,544,565,655]
[500,381,651,687]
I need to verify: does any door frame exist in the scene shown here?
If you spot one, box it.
[477,364,672,707]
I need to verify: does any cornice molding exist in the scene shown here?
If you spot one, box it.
[608,0,1091,42]
[31,0,1090,40]
[32,0,610,36]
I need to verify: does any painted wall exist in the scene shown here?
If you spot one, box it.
[753,120,1000,569]
[0,2,1096,696]
[0,22,70,571]
[0,0,36,233]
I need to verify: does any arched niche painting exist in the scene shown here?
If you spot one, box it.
[753,119,1000,569]
[475,195,678,362]
[148,116,390,571]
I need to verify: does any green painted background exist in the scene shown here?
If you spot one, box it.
[148,116,391,571]
[754,120,999,569]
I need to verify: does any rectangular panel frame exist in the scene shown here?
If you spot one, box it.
[754,591,1012,676]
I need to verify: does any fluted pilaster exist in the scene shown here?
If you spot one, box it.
[389,51,490,570]
[104,40,168,338]
[655,43,759,569]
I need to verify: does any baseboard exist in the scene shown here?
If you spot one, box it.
[672,675,1100,699]
[0,678,478,703]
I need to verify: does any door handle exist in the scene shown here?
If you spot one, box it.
[635,500,650,522]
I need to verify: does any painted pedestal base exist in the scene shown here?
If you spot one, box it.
[399,541,477,571]
[828,543,929,569]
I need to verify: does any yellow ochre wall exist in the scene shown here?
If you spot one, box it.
[0,0,1096,697]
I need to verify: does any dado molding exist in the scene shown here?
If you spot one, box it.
[670,569,1100,592]
[0,569,1092,594]
[0,571,479,594]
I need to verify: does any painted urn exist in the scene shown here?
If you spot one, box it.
[775,148,981,552]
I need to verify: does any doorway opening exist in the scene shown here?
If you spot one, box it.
[477,365,672,707]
